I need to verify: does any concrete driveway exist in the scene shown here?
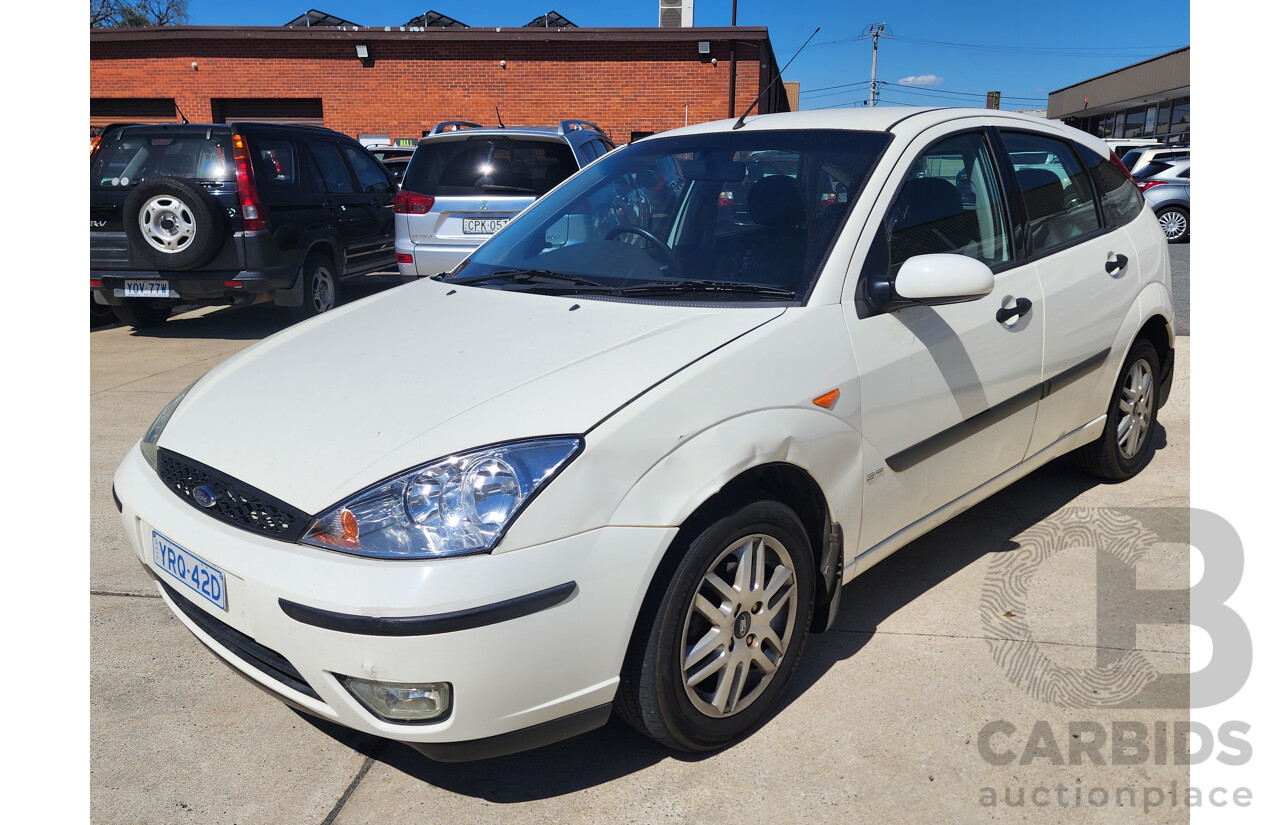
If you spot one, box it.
[92,273,1191,823]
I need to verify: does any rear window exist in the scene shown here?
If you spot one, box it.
[1133,161,1173,179]
[402,136,578,197]
[91,130,234,190]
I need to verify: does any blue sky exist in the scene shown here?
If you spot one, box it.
[185,0,1190,111]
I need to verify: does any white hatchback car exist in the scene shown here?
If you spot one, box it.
[113,108,1174,761]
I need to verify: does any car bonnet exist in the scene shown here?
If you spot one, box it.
[157,279,784,514]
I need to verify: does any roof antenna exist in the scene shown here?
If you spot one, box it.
[174,101,190,124]
[495,107,505,128]
[733,27,819,131]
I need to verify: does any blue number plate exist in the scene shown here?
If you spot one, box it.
[152,531,227,611]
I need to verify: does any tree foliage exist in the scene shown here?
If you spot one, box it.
[91,0,189,27]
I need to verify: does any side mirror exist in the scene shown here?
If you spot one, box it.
[895,254,994,305]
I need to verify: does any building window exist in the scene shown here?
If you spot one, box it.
[1168,97,1190,136]
[1123,107,1146,138]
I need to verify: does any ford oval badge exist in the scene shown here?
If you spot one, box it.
[192,485,218,508]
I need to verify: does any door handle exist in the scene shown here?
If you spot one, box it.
[996,297,1033,324]
[1105,253,1128,274]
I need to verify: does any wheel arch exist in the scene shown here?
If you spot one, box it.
[623,460,842,666]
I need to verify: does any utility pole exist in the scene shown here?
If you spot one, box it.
[868,23,885,107]
[728,0,738,118]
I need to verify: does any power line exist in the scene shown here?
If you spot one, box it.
[880,82,1045,102]
[799,80,871,96]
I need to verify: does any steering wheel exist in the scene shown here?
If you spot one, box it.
[605,224,679,272]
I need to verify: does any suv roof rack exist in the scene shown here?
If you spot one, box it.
[558,120,603,136]
[428,121,484,136]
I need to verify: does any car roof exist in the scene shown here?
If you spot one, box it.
[419,121,608,145]
[650,107,1113,158]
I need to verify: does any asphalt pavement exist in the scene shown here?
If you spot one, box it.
[91,254,1192,824]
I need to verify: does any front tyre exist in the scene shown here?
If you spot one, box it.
[617,500,815,751]
[1071,338,1161,480]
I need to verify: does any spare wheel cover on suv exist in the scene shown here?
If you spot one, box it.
[124,177,226,269]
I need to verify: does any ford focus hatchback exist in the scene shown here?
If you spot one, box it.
[114,108,1174,761]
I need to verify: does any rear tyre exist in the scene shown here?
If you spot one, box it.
[112,298,171,330]
[289,252,340,323]
[1070,338,1160,480]
[90,296,115,328]
[1156,206,1189,243]
[616,500,815,751]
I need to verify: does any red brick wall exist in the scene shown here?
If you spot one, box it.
[90,36,766,142]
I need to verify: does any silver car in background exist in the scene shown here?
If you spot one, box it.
[1135,157,1190,243]
[394,120,614,281]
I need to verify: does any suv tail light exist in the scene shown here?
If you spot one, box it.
[394,190,435,214]
[232,133,266,232]
[1134,180,1168,192]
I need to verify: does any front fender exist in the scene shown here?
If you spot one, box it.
[608,408,864,541]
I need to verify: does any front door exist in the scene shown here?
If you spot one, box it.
[841,126,1045,557]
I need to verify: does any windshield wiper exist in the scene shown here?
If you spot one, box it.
[618,280,796,299]
[480,184,537,195]
[446,268,611,290]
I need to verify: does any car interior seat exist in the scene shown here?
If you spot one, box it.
[718,174,808,288]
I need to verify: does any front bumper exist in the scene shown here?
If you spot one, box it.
[114,445,675,756]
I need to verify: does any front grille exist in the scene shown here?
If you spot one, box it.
[157,448,311,542]
[160,580,323,702]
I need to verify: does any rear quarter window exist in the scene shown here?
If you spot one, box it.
[1085,147,1145,228]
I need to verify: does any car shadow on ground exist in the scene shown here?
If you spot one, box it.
[291,422,1170,799]
[94,274,406,341]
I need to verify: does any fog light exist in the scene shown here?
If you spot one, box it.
[341,676,452,723]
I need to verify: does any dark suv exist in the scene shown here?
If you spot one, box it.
[90,122,397,329]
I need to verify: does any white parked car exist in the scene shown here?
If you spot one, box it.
[113,107,1174,761]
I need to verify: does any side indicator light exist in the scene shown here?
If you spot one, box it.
[812,389,840,409]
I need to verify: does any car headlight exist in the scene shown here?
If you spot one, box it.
[140,379,200,470]
[301,437,582,559]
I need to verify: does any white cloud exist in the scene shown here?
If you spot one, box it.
[898,74,943,86]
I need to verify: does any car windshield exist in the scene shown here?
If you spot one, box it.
[91,130,235,190]
[443,129,891,303]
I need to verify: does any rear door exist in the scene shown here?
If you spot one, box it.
[996,129,1142,456]
[90,126,238,272]
[338,141,396,273]
[302,138,376,274]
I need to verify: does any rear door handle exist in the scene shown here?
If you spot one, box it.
[996,297,1033,324]
[1105,253,1128,274]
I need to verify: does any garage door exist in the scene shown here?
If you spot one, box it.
[211,98,325,126]
[90,98,178,130]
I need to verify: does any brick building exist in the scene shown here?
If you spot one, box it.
[89,20,786,145]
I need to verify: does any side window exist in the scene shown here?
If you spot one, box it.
[1178,166,1190,179]
[1083,145,1144,228]
[306,140,355,194]
[885,131,1011,275]
[252,138,297,189]
[1002,131,1101,253]
[342,144,394,195]
[577,140,600,162]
